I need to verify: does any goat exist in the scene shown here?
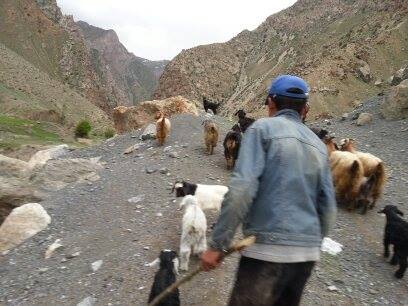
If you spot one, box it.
[310,127,329,140]
[340,138,386,209]
[179,195,207,271]
[324,138,375,213]
[378,205,408,279]
[202,119,219,155]
[202,97,220,115]
[155,111,171,146]
[148,250,180,305]
[235,109,255,133]
[171,180,228,212]
[223,129,242,170]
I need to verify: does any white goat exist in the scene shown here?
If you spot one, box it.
[179,195,207,271]
[172,181,228,212]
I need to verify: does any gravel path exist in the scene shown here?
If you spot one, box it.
[1,100,407,305]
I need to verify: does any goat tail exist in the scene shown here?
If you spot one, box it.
[372,162,386,201]
[226,138,237,151]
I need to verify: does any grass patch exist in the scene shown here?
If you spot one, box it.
[0,115,61,151]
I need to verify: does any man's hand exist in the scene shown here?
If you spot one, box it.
[200,249,223,271]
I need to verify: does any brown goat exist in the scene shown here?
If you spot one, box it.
[324,137,375,213]
[203,119,219,155]
[340,138,386,210]
[155,111,171,146]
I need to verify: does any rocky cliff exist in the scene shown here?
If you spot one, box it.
[154,0,408,117]
[77,21,168,105]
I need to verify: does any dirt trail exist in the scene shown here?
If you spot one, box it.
[1,102,407,305]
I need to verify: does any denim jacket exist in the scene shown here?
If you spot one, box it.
[210,109,336,251]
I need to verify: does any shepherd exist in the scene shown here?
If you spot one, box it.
[201,75,337,306]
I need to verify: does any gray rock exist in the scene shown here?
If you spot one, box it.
[341,113,349,121]
[140,124,156,140]
[388,66,408,86]
[91,260,103,272]
[77,296,96,306]
[145,167,157,174]
[374,79,383,87]
[128,195,145,203]
[381,79,408,120]
[159,168,169,174]
[357,113,373,126]
[356,63,371,83]
[168,151,179,158]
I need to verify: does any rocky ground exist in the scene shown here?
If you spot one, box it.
[1,99,407,305]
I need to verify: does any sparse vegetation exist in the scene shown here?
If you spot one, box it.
[104,128,115,139]
[75,120,92,138]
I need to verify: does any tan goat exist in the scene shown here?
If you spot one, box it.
[155,111,171,146]
[324,137,375,213]
[340,138,386,210]
[203,119,219,155]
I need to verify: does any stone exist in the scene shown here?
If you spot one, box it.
[45,239,63,259]
[388,66,408,86]
[77,296,96,306]
[381,79,408,120]
[0,203,51,252]
[356,113,373,126]
[0,154,29,178]
[123,143,143,154]
[140,124,156,141]
[145,167,157,174]
[327,285,339,292]
[341,113,349,121]
[374,79,383,87]
[27,145,68,169]
[206,109,214,116]
[356,62,371,83]
[159,168,169,174]
[91,260,103,272]
[128,195,145,203]
[168,151,179,158]
[352,112,361,120]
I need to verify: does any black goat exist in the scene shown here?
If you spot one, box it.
[223,129,242,170]
[378,205,408,279]
[203,97,220,115]
[235,109,255,133]
[310,127,329,140]
[148,250,180,305]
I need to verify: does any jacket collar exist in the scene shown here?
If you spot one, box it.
[274,109,301,122]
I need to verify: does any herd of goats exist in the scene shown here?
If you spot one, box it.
[147,98,407,305]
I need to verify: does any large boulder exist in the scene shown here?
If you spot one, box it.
[381,79,408,120]
[27,144,68,169]
[356,61,371,83]
[388,66,408,86]
[0,203,51,253]
[0,154,29,178]
[140,124,157,141]
[113,96,198,133]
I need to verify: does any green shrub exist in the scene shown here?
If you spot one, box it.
[104,128,115,139]
[75,120,92,138]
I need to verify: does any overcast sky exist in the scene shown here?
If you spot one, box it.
[56,0,297,61]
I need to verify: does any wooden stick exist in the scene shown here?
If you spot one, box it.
[147,236,255,306]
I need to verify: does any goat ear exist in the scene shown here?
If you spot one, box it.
[377,209,385,214]
[397,209,404,216]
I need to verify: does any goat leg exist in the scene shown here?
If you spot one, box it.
[394,254,407,279]
[383,237,390,258]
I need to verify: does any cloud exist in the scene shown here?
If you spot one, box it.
[56,0,297,60]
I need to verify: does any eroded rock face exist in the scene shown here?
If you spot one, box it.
[0,203,51,253]
[113,96,198,133]
[381,80,408,120]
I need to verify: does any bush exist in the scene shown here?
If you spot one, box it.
[75,120,92,138]
[104,128,115,139]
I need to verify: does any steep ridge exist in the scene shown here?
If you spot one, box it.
[154,0,408,117]
[77,21,169,105]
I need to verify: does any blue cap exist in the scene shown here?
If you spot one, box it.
[268,75,309,99]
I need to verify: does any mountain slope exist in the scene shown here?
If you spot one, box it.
[154,0,408,117]
[77,21,169,105]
